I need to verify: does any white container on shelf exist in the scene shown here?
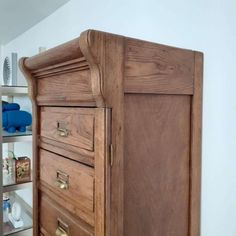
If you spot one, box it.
[9,202,24,228]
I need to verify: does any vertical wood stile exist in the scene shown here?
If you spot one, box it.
[190,52,203,236]
[94,108,111,236]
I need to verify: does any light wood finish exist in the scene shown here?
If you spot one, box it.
[39,136,94,166]
[37,68,95,106]
[189,52,203,236]
[99,33,125,236]
[24,38,84,70]
[20,29,203,236]
[79,30,105,107]
[40,182,94,227]
[40,107,95,152]
[124,94,190,235]
[25,38,95,107]
[79,30,125,236]
[94,109,111,235]
[32,57,88,78]
[124,38,194,95]
[39,149,94,215]
[40,192,93,236]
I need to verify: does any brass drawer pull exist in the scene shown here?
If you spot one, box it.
[55,218,69,236]
[57,121,69,137]
[57,127,68,137]
[55,227,68,236]
[55,170,69,190]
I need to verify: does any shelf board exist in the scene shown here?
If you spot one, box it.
[3,181,32,193]
[3,210,32,236]
[2,130,32,143]
[1,86,28,96]
[3,193,33,236]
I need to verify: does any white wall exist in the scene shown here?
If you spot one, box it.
[3,0,236,235]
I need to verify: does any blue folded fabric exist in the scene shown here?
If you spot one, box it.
[2,102,32,133]
[2,102,20,111]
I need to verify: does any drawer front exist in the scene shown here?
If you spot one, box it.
[40,107,94,152]
[40,193,94,236]
[36,67,96,107]
[39,149,94,215]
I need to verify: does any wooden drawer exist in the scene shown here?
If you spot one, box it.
[40,107,94,152]
[39,149,94,225]
[36,63,96,107]
[40,192,94,236]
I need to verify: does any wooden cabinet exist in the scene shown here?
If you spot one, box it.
[20,30,203,236]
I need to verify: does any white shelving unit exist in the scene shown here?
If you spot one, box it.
[2,86,28,96]
[1,86,33,236]
[2,130,32,143]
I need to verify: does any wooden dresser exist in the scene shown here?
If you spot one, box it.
[20,30,203,236]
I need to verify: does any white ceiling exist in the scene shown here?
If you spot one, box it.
[0,0,70,45]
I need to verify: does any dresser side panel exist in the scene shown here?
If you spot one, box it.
[124,94,191,236]
[124,38,195,95]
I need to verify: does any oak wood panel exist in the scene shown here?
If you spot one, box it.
[24,37,83,70]
[105,110,111,236]
[189,52,203,236]
[40,227,49,236]
[32,57,89,78]
[94,109,111,236]
[80,30,125,235]
[99,32,125,236]
[39,149,94,221]
[124,38,195,95]
[85,30,125,236]
[39,137,94,167]
[40,107,94,152]
[79,30,106,107]
[102,33,125,236]
[40,183,94,227]
[40,192,94,236]
[124,94,191,236]
[37,69,95,106]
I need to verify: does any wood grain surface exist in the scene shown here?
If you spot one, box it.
[19,29,203,236]
[39,136,95,167]
[40,107,95,152]
[39,183,95,227]
[24,37,83,70]
[189,52,203,236]
[94,109,110,236]
[80,30,125,236]
[124,38,194,95]
[37,68,95,106]
[124,94,191,236]
[40,192,94,236]
[39,149,94,213]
